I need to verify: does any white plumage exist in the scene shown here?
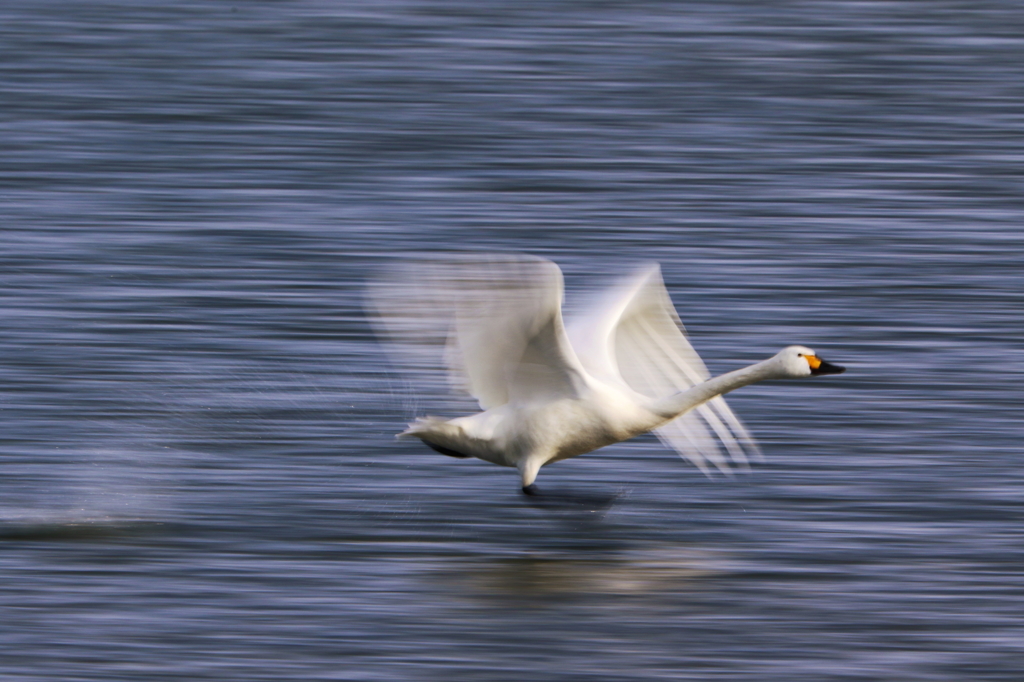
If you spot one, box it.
[368,254,844,493]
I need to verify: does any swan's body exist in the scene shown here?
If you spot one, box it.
[369,255,844,493]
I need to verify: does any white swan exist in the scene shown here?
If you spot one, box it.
[368,254,845,494]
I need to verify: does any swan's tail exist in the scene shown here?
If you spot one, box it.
[397,416,451,440]
[397,417,475,459]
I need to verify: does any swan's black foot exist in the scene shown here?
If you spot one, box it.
[424,441,471,459]
[522,484,540,496]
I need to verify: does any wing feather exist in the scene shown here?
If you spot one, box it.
[367,254,587,410]
[567,263,759,473]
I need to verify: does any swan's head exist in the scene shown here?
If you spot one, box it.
[774,345,846,378]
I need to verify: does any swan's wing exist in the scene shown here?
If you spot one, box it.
[367,254,588,410]
[567,264,761,475]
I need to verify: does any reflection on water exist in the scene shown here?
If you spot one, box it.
[447,544,719,601]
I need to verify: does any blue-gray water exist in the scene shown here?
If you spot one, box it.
[3,2,1023,680]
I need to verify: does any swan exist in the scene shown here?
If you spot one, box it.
[368,254,845,495]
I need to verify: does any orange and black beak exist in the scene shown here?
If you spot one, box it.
[806,354,846,376]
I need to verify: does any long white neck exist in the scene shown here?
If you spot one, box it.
[649,358,780,421]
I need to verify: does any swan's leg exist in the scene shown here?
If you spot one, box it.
[517,454,545,495]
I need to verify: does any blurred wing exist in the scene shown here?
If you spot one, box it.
[567,264,761,475]
[367,254,587,410]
